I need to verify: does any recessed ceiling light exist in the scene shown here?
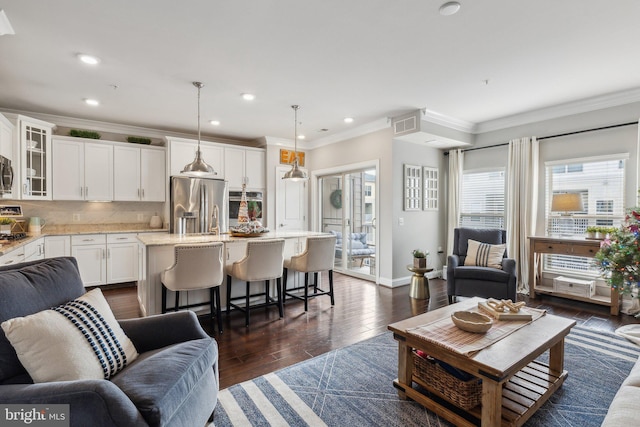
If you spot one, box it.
[241,93,255,101]
[439,1,461,16]
[209,120,220,126]
[298,134,305,140]
[84,98,99,106]
[77,54,100,65]
[344,117,354,124]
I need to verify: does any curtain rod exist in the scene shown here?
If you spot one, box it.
[443,121,638,156]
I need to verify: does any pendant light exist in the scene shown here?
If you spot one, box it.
[181,81,216,175]
[282,105,308,181]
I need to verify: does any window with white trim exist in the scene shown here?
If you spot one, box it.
[460,169,505,229]
[544,155,626,274]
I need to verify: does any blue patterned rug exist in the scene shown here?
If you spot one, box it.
[212,325,639,426]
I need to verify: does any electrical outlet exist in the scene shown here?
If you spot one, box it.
[398,217,404,226]
[137,213,144,221]
[72,213,80,222]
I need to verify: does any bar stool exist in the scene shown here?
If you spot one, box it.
[161,242,225,334]
[283,235,336,311]
[226,239,285,327]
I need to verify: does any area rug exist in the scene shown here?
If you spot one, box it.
[212,325,640,426]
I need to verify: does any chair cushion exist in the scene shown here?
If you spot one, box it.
[1,288,138,383]
[464,239,506,269]
[111,337,217,426]
[455,266,511,283]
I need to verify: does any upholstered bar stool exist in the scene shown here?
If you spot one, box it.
[226,239,285,327]
[283,235,336,311]
[161,242,225,333]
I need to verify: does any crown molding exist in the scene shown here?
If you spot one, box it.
[305,117,391,150]
[475,88,640,134]
[421,109,477,133]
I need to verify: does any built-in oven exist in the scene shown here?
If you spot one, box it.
[229,190,263,225]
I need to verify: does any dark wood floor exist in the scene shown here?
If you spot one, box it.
[103,274,640,389]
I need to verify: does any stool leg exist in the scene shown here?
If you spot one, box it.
[215,287,223,334]
[329,269,335,306]
[174,291,180,312]
[161,284,167,314]
[276,277,283,318]
[226,275,232,316]
[313,272,319,294]
[282,268,288,304]
[209,287,215,328]
[265,279,270,308]
[304,272,309,312]
[245,281,251,327]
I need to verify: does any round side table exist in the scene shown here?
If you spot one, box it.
[407,265,433,299]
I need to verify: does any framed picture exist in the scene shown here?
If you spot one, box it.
[0,205,23,216]
[280,149,305,167]
[404,165,422,211]
[423,167,438,210]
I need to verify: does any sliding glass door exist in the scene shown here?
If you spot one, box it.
[319,168,376,280]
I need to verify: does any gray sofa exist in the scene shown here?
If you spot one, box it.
[0,257,218,427]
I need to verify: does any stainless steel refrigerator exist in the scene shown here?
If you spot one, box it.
[170,176,228,234]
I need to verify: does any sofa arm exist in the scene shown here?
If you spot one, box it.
[501,258,516,277]
[119,311,210,353]
[0,380,146,427]
[446,255,460,295]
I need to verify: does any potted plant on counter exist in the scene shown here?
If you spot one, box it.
[412,249,429,269]
[0,218,15,235]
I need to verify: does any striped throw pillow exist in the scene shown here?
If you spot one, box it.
[464,239,506,270]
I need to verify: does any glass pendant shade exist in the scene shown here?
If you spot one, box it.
[282,105,308,181]
[182,81,216,176]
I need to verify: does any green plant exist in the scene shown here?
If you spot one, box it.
[69,129,101,139]
[126,136,152,145]
[586,226,598,233]
[412,249,428,258]
[0,218,15,225]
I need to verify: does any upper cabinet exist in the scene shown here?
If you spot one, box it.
[224,147,265,190]
[52,137,113,201]
[114,145,165,202]
[4,114,56,200]
[0,114,14,161]
[167,137,224,178]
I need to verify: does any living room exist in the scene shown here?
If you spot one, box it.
[2,1,640,426]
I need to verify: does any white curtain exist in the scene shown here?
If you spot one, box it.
[506,137,539,294]
[447,149,464,255]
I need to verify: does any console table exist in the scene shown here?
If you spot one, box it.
[528,236,619,315]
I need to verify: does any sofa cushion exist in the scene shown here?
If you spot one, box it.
[602,384,640,426]
[0,257,85,383]
[464,239,506,270]
[111,337,217,426]
[1,288,138,383]
[454,266,511,283]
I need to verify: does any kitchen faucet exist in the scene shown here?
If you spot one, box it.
[210,204,220,235]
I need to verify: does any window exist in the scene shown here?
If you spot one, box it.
[545,155,627,274]
[364,185,372,197]
[459,169,505,229]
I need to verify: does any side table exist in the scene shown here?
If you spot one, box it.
[406,265,432,299]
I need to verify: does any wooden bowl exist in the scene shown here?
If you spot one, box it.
[451,311,493,333]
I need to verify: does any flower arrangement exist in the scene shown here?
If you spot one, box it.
[595,209,640,298]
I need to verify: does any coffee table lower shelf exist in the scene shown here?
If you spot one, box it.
[394,359,567,427]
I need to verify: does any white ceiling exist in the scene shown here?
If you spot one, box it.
[1,0,640,147]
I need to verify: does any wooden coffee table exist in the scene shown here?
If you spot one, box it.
[388,297,576,427]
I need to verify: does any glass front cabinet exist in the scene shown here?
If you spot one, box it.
[6,114,55,200]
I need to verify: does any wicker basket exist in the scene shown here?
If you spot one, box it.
[413,352,482,410]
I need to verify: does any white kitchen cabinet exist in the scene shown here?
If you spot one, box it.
[71,234,107,287]
[114,145,165,202]
[23,238,45,262]
[224,147,265,190]
[0,114,14,162]
[167,137,224,178]
[4,114,55,200]
[44,235,71,258]
[106,234,139,283]
[0,248,25,267]
[52,137,113,201]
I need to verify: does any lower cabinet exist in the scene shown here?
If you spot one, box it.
[0,247,25,266]
[23,238,45,262]
[44,235,71,258]
[71,233,139,287]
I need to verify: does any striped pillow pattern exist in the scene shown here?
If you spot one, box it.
[463,239,506,270]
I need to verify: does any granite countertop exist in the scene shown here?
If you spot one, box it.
[137,230,328,246]
[0,224,169,256]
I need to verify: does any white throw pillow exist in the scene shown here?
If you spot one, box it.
[464,239,506,270]
[1,288,138,383]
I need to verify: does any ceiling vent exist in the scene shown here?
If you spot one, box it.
[392,111,419,136]
[391,110,473,149]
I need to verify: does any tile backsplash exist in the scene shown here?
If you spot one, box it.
[14,200,166,226]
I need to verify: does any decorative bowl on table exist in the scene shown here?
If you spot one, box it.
[229,221,270,237]
[451,311,493,333]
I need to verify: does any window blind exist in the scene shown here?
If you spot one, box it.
[460,169,505,229]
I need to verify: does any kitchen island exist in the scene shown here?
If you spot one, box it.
[136,231,328,316]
